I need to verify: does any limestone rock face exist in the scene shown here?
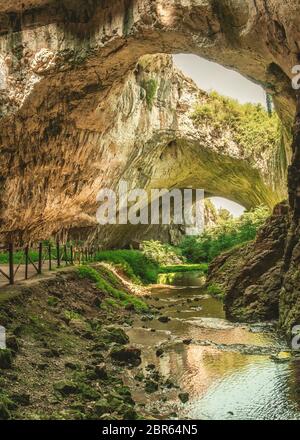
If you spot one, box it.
[207,202,290,322]
[0,51,283,246]
[0,0,297,244]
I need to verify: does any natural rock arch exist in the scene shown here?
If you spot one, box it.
[1,0,300,333]
[1,0,295,241]
[0,51,284,243]
[0,1,296,239]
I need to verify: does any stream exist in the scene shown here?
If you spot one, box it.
[124,271,300,420]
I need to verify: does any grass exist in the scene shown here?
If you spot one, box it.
[0,250,39,264]
[159,264,208,274]
[95,250,159,284]
[77,266,148,313]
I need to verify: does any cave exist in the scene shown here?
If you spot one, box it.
[0,0,300,422]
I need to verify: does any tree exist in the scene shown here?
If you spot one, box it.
[266,93,273,117]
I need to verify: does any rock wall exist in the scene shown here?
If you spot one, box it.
[0,50,283,246]
[0,1,300,333]
[207,202,289,322]
[0,0,297,245]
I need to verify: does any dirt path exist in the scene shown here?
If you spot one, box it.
[0,261,72,289]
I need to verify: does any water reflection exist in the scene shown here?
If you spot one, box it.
[126,272,300,420]
[157,271,205,287]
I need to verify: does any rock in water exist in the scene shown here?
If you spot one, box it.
[110,347,142,366]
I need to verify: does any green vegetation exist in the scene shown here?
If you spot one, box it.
[0,240,65,264]
[207,283,225,299]
[0,250,39,264]
[141,240,183,266]
[192,91,281,156]
[159,264,208,274]
[77,266,148,312]
[141,79,158,109]
[180,206,269,263]
[95,250,159,284]
[64,310,82,321]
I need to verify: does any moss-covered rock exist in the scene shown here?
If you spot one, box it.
[145,380,158,393]
[100,327,129,345]
[10,393,30,406]
[53,381,80,396]
[110,346,141,366]
[94,399,111,417]
[0,349,13,369]
[6,335,20,353]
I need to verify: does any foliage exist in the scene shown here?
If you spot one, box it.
[0,250,39,264]
[141,240,183,266]
[207,283,225,299]
[141,79,158,109]
[64,310,82,321]
[95,250,159,284]
[77,266,148,312]
[159,264,208,274]
[192,91,281,156]
[180,206,269,263]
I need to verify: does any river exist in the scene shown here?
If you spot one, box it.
[124,271,300,420]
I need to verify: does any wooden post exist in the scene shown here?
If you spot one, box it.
[38,242,43,274]
[57,241,61,267]
[70,246,74,265]
[8,243,14,285]
[48,244,52,271]
[64,244,68,265]
[25,245,29,280]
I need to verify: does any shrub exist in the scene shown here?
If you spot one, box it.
[207,283,225,298]
[180,206,269,263]
[141,240,183,266]
[192,90,281,156]
[141,79,158,109]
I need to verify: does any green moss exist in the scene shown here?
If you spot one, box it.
[53,381,80,397]
[0,402,10,420]
[99,327,129,345]
[94,398,110,417]
[64,310,82,321]
[77,266,148,312]
[102,298,120,309]
[47,296,59,307]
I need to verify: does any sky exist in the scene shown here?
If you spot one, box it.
[173,54,267,217]
[173,54,266,106]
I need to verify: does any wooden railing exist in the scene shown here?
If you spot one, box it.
[0,242,100,286]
